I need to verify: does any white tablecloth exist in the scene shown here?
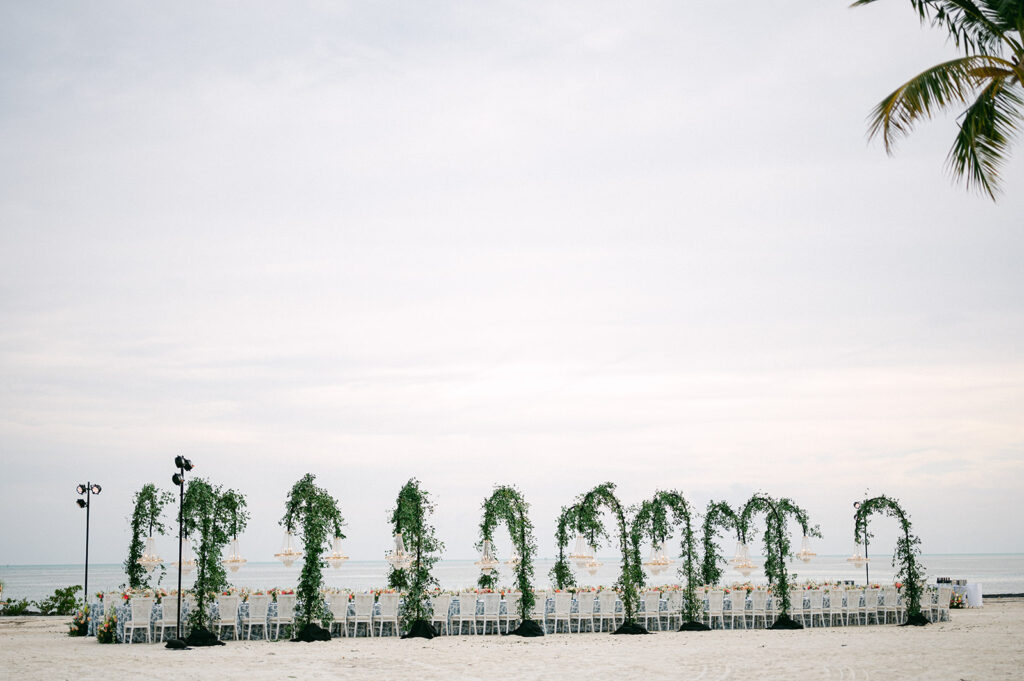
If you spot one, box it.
[954,583,983,607]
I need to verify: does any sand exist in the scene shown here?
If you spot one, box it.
[2,601,1022,681]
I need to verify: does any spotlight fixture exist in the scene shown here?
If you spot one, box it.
[172,472,184,486]
[76,499,87,508]
[75,481,101,604]
[174,455,193,471]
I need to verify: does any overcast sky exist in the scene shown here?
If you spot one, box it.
[1,1,1022,570]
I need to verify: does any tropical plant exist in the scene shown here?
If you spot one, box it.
[181,477,249,633]
[631,490,703,627]
[124,483,175,590]
[388,479,444,637]
[854,0,1024,199]
[853,494,928,625]
[478,485,538,629]
[0,598,32,615]
[700,501,740,586]
[36,585,83,615]
[281,473,345,635]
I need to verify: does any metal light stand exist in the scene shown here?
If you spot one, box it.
[76,482,101,604]
[171,456,193,642]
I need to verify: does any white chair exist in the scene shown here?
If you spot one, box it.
[551,592,572,633]
[531,591,549,632]
[376,593,400,637]
[154,597,181,642]
[124,596,154,643]
[880,586,898,624]
[827,589,846,626]
[348,593,374,637]
[243,595,270,640]
[864,588,882,625]
[476,593,501,635]
[596,590,619,632]
[640,590,661,631]
[934,586,953,622]
[329,593,350,637]
[664,591,683,628]
[572,592,596,633]
[269,594,296,640]
[213,595,241,641]
[749,589,769,629]
[806,589,824,627]
[788,589,806,627]
[706,590,725,629]
[455,592,478,634]
[430,593,451,635]
[845,588,865,626]
[502,593,521,633]
[729,590,747,629]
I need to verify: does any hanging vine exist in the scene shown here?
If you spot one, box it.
[854,494,927,626]
[389,478,444,638]
[478,485,540,634]
[550,504,581,590]
[631,490,704,628]
[740,494,818,628]
[124,483,175,590]
[699,501,740,586]
[554,482,646,633]
[281,473,345,639]
[181,478,249,635]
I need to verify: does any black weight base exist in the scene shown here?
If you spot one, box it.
[401,620,438,639]
[769,615,804,630]
[506,619,545,637]
[164,638,190,649]
[900,612,930,627]
[184,627,225,646]
[292,623,333,642]
[611,621,650,635]
[678,620,711,631]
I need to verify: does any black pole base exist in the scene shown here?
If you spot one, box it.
[401,620,438,639]
[900,613,930,627]
[291,623,333,642]
[769,615,804,630]
[184,627,226,646]
[164,638,190,649]
[611,621,650,635]
[678,620,711,631]
[505,619,545,637]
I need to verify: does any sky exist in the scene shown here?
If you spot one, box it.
[1,1,1022,571]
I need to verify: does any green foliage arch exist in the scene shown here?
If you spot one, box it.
[387,479,443,626]
[124,483,175,589]
[477,485,537,621]
[181,478,249,631]
[699,501,740,586]
[631,490,701,623]
[854,494,927,623]
[281,473,345,630]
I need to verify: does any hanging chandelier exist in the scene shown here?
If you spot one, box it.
[222,536,247,573]
[795,535,817,563]
[172,540,196,575]
[568,536,594,567]
[326,536,349,569]
[584,555,603,577]
[504,546,520,567]
[732,542,756,577]
[475,539,499,575]
[846,548,869,568]
[643,543,673,577]
[274,530,302,567]
[137,536,163,575]
[385,532,413,571]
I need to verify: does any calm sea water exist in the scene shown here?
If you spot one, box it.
[2,554,1021,603]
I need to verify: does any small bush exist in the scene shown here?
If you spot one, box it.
[36,585,83,616]
[1,598,34,615]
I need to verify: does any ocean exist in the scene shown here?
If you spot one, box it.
[2,554,1021,603]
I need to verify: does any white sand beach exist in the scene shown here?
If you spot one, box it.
[3,601,1022,681]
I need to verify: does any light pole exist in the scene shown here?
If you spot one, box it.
[75,482,101,601]
[171,456,193,642]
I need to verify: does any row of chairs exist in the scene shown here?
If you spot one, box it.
[111,593,298,643]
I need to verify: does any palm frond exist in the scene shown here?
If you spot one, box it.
[867,56,1003,152]
[946,79,1024,198]
[852,0,1019,55]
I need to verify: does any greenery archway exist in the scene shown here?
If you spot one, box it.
[388,478,443,639]
[854,494,928,626]
[281,473,345,641]
[476,485,542,635]
[739,494,816,629]
[699,500,740,586]
[125,483,175,589]
[632,490,706,630]
[181,478,249,643]
[553,482,647,634]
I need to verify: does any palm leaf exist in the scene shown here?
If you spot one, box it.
[946,79,1024,197]
[852,0,1020,54]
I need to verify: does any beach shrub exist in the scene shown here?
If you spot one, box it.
[36,585,83,615]
[1,598,33,615]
